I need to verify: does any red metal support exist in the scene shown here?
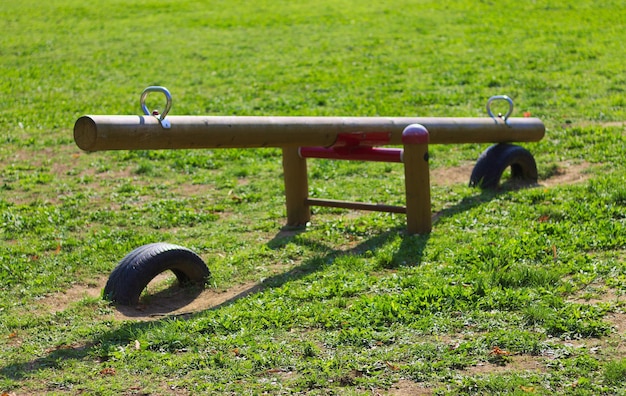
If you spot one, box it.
[299,130,401,162]
[331,132,392,147]
[295,125,431,235]
[298,146,403,162]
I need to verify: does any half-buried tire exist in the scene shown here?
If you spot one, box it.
[469,143,538,189]
[103,242,210,306]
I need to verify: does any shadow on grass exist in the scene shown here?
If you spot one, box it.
[0,185,521,382]
[114,283,207,318]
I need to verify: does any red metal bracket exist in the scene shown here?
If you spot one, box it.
[299,131,400,162]
[331,131,392,147]
[299,146,403,162]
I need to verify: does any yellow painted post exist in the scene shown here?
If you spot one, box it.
[281,147,310,226]
[402,124,431,234]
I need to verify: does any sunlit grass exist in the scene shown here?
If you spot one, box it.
[1,0,626,394]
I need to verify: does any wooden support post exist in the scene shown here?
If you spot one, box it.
[282,147,310,226]
[402,124,431,234]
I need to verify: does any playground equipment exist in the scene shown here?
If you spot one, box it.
[74,87,545,305]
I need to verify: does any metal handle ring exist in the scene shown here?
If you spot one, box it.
[140,86,172,121]
[486,95,514,121]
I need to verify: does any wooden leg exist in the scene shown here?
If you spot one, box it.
[403,143,431,234]
[402,124,432,234]
[281,147,310,226]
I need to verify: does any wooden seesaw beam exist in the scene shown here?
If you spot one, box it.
[74,115,544,151]
[73,89,544,235]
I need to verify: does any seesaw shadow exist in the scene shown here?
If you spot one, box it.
[114,184,515,317]
[114,282,206,318]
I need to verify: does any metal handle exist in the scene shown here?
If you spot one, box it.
[486,95,514,121]
[140,86,172,128]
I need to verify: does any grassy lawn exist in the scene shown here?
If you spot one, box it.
[1,0,626,394]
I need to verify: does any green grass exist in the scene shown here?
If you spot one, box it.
[1,0,626,394]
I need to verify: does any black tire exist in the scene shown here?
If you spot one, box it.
[103,242,210,306]
[469,143,538,189]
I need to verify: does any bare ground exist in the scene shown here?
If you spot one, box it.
[429,159,592,187]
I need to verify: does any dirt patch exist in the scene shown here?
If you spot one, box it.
[375,354,545,395]
[567,121,626,130]
[378,379,435,395]
[540,161,593,187]
[430,160,592,188]
[37,277,107,314]
[36,273,262,321]
[464,354,545,375]
[568,284,623,306]
[606,312,626,337]
[430,162,475,186]
[114,278,263,321]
